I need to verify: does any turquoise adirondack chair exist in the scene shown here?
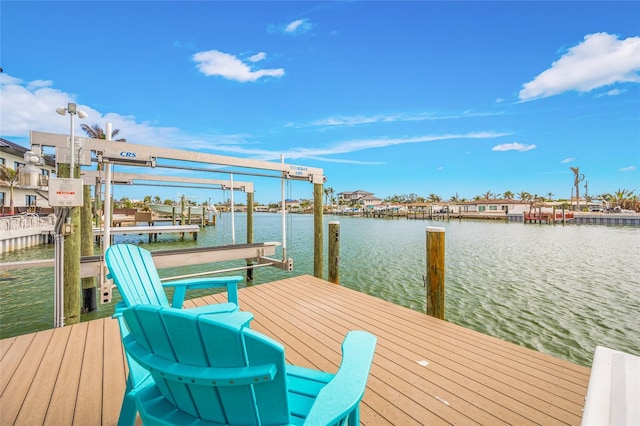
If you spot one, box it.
[105,243,254,425]
[121,305,377,425]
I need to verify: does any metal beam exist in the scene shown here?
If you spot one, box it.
[0,242,280,278]
[30,131,324,183]
[81,170,254,193]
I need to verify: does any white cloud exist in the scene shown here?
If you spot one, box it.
[492,142,537,152]
[286,19,304,33]
[192,50,284,82]
[248,52,266,63]
[619,165,637,172]
[0,73,187,147]
[519,32,640,101]
[284,18,313,35]
[293,110,502,128]
[213,132,510,162]
[561,157,576,164]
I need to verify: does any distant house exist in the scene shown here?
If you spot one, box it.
[0,138,56,213]
[457,199,531,215]
[338,190,382,207]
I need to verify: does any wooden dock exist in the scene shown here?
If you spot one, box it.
[0,275,590,425]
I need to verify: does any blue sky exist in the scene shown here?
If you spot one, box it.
[1,1,639,205]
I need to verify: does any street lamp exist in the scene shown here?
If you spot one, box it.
[56,102,87,177]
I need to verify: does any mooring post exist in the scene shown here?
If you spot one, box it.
[58,163,81,324]
[313,183,324,279]
[426,226,445,320]
[246,192,254,283]
[328,221,340,284]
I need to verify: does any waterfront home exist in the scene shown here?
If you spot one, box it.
[457,199,531,216]
[1,138,56,214]
[338,189,383,207]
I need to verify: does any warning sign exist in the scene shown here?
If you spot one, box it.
[48,178,84,206]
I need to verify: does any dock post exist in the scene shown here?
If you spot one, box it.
[426,226,445,320]
[58,162,81,325]
[313,183,324,279]
[246,192,254,283]
[328,221,340,284]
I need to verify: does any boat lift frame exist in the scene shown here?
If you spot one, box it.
[29,130,324,316]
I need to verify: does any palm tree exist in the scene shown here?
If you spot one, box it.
[517,191,532,201]
[503,190,514,200]
[546,192,554,201]
[482,190,494,200]
[324,186,334,207]
[0,165,18,215]
[570,167,584,210]
[81,124,127,142]
[603,189,637,210]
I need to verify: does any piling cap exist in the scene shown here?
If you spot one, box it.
[426,226,445,232]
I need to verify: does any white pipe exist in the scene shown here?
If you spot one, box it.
[281,154,287,260]
[69,112,75,177]
[54,232,64,327]
[230,174,235,245]
[99,123,114,303]
[103,123,113,259]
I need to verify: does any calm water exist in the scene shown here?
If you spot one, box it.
[1,213,638,367]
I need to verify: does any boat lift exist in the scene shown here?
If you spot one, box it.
[28,129,325,325]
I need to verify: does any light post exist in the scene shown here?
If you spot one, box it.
[53,102,87,327]
[56,102,87,177]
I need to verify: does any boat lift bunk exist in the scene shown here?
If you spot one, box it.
[29,130,324,316]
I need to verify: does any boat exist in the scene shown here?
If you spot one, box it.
[147,203,218,216]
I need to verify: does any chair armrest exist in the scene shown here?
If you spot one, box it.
[162,275,243,308]
[304,331,377,425]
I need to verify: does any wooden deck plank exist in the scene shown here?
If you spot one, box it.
[44,322,89,426]
[74,320,104,425]
[14,325,72,425]
[101,316,127,426]
[0,329,53,425]
[0,275,590,425]
[0,335,17,360]
[0,332,34,395]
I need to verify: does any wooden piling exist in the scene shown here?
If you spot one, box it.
[58,163,81,325]
[426,226,445,320]
[313,183,324,279]
[328,221,340,284]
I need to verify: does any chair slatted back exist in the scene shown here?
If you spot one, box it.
[122,305,291,425]
[105,244,169,307]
